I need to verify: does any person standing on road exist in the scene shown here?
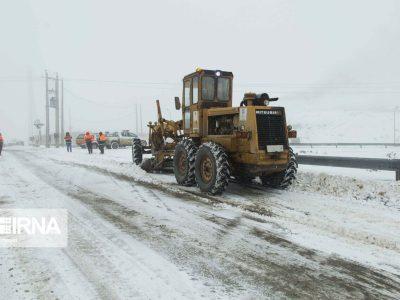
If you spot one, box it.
[64,132,73,152]
[0,133,4,156]
[98,132,107,154]
[84,131,94,154]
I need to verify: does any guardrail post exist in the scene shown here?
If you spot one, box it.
[396,170,400,181]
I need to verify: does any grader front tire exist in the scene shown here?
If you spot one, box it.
[195,142,230,195]
[260,147,297,189]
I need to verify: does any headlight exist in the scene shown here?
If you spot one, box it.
[215,71,221,76]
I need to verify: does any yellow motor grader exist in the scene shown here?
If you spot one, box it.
[132,68,297,195]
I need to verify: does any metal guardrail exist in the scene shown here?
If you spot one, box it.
[297,155,400,181]
[291,143,400,147]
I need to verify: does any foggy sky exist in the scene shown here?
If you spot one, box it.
[1,0,400,140]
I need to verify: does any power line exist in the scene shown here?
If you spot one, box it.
[4,74,400,87]
[64,87,133,109]
[4,74,400,91]
[63,77,179,85]
[63,76,400,89]
[72,110,134,123]
[62,77,180,90]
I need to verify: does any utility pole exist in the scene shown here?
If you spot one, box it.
[55,73,60,148]
[395,107,399,144]
[27,68,35,139]
[135,104,139,134]
[69,108,72,133]
[139,104,143,135]
[61,79,64,141]
[45,70,50,148]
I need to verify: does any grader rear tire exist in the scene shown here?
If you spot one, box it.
[195,142,230,195]
[173,139,198,186]
[260,147,297,189]
[132,139,143,165]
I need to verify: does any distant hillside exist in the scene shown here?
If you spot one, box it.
[282,93,399,143]
[288,110,398,143]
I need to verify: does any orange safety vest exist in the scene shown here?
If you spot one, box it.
[84,134,93,142]
[99,134,107,142]
[0,135,3,142]
[64,135,72,142]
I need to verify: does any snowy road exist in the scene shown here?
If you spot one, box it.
[1,147,400,299]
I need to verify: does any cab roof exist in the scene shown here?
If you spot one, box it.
[183,69,234,80]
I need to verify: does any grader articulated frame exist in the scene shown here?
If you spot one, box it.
[132,100,183,172]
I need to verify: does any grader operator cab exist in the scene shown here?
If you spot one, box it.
[132,68,298,195]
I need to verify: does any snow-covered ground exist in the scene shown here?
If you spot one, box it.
[0,145,399,299]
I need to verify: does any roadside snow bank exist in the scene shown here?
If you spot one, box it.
[292,171,400,209]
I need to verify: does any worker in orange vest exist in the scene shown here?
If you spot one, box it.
[0,133,3,156]
[64,132,73,152]
[98,132,107,154]
[83,131,94,154]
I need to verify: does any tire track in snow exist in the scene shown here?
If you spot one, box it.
[49,155,400,258]
[0,156,102,299]
[5,151,208,299]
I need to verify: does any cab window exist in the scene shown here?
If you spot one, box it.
[184,80,191,107]
[217,78,230,101]
[202,76,215,100]
[192,77,198,104]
